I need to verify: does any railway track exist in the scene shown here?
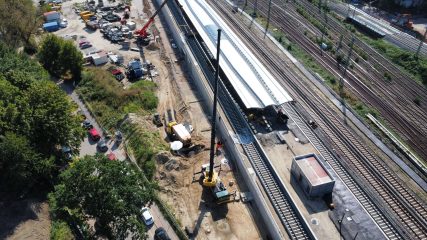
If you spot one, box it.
[167,1,315,238]
[243,0,427,167]
[210,1,427,239]
[294,0,427,122]
[243,143,312,240]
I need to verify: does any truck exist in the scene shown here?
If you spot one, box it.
[126,59,144,80]
[164,108,191,146]
[44,11,61,22]
[169,123,191,146]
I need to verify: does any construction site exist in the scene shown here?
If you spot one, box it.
[35,0,427,239]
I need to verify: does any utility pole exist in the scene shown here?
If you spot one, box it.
[339,37,355,124]
[344,37,355,73]
[253,0,258,17]
[415,29,427,60]
[320,10,328,55]
[336,34,343,53]
[208,29,222,182]
[265,0,272,37]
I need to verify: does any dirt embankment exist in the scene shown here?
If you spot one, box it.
[0,199,51,240]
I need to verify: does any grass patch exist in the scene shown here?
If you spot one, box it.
[358,36,427,86]
[77,68,158,130]
[120,122,167,180]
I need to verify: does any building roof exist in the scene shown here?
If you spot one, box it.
[295,154,333,186]
[178,0,292,109]
[43,11,58,17]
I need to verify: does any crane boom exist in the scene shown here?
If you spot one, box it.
[135,0,170,38]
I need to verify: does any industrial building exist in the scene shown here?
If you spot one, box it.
[291,153,335,198]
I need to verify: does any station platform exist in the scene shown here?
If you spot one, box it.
[178,0,293,109]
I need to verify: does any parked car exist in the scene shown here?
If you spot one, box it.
[61,146,72,160]
[79,40,90,47]
[88,128,101,141]
[60,19,68,28]
[154,227,171,240]
[107,152,116,161]
[115,131,123,143]
[140,207,154,226]
[104,14,120,22]
[111,69,125,81]
[83,119,93,129]
[97,139,108,152]
[80,43,93,49]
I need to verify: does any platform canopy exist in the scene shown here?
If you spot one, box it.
[178,0,293,109]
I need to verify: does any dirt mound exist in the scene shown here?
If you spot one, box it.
[146,42,159,51]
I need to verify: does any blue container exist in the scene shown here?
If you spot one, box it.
[43,22,59,32]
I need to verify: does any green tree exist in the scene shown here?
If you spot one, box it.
[0,132,55,192]
[49,155,152,239]
[0,0,42,48]
[38,34,63,76]
[59,40,83,81]
[38,35,83,80]
[26,81,83,153]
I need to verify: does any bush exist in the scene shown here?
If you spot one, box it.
[51,221,74,240]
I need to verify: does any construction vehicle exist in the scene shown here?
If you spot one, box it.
[79,11,91,18]
[193,29,234,204]
[392,13,413,30]
[164,108,191,146]
[135,0,170,42]
[125,59,144,80]
[82,13,95,21]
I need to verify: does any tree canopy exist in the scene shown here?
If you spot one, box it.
[49,155,153,239]
[0,43,84,194]
[0,132,55,192]
[0,0,42,48]
[38,34,83,81]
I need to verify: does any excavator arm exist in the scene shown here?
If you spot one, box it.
[135,0,170,38]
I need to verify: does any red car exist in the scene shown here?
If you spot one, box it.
[107,152,116,161]
[111,69,125,81]
[79,40,89,47]
[88,128,100,141]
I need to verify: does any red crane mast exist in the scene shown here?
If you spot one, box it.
[135,0,170,38]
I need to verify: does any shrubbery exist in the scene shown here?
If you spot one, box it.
[77,68,158,129]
